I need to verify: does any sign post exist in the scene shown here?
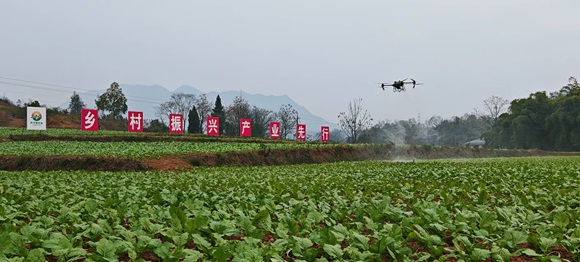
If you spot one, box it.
[206,117,220,136]
[269,122,280,139]
[240,118,252,137]
[169,114,183,134]
[127,111,144,132]
[321,126,330,142]
[81,109,99,131]
[296,124,306,141]
[26,107,46,131]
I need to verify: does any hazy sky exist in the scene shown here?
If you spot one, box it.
[1,1,579,123]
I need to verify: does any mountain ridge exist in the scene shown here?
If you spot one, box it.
[61,84,337,130]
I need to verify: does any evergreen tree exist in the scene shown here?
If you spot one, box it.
[68,91,86,115]
[25,100,41,107]
[211,95,226,135]
[188,106,200,134]
[95,82,128,120]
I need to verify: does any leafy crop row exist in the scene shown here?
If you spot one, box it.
[0,127,128,137]
[1,157,579,261]
[0,141,338,158]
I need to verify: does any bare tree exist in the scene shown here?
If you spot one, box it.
[194,94,213,132]
[154,93,197,131]
[251,106,273,138]
[154,102,171,126]
[475,95,509,127]
[225,96,251,135]
[338,98,373,143]
[275,104,299,139]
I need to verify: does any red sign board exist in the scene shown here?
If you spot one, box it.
[81,109,98,131]
[269,122,280,139]
[240,118,252,137]
[321,126,330,142]
[169,114,183,134]
[206,117,220,136]
[296,124,306,141]
[127,111,144,132]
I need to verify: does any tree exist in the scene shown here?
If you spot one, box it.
[68,91,85,115]
[144,119,168,133]
[225,96,251,136]
[154,93,197,131]
[435,114,488,146]
[251,106,273,138]
[338,98,373,143]
[211,95,226,135]
[25,100,41,107]
[275,104,299,139]
[188,106,201,134]
[399,118,427,145]
[477,95,509,127]
[329,128,346,143]
[194,94,213,132]
[558,76,580,96]
[154,102,171,126]
[95,82,128,120]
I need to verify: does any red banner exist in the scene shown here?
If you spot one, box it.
[269,122,280,139]
[321,126,330,142]
[127,111,143,132]
[206,117,220,136]
[296,124,306,141]
[169,114,183,134]
[80,109,98,131]
[240,118,252,137]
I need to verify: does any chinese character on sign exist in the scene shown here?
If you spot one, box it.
[127,111,143,132]
[296,124,306,141]
[270,122,280,139]
[206,117,220,136]
[169,114,183,134]
[240,118,252,137]
[321,126,330,142]
[81,109,99,131]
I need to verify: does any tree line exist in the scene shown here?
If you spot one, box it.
[67,82,302,138]
[483,77,580,151]
[8,76,578,150]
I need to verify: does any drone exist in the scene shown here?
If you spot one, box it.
[378,78,423,92]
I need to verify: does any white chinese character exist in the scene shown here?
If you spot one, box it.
[241,120,251,134]
[322,127,329,141]
[129,113,142,130]
[271,124,280,137]
[208,118,218,134]
[171,115,182,131]
[297,125,306,139]
[84,111,95,129]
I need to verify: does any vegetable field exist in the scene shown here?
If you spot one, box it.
[0,127,129,137]
[1,157,578,261]
[0,141,338,158]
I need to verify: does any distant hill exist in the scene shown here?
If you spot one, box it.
[61,84,337,130]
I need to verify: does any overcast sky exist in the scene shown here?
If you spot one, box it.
[1,0,579,123]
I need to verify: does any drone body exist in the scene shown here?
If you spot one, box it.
[379,78,423,92]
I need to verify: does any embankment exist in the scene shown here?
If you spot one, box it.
[1,144,577,171]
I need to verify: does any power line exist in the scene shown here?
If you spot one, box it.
[0,76,336,123]
[0,80,168,105]
[0,76,169,104]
